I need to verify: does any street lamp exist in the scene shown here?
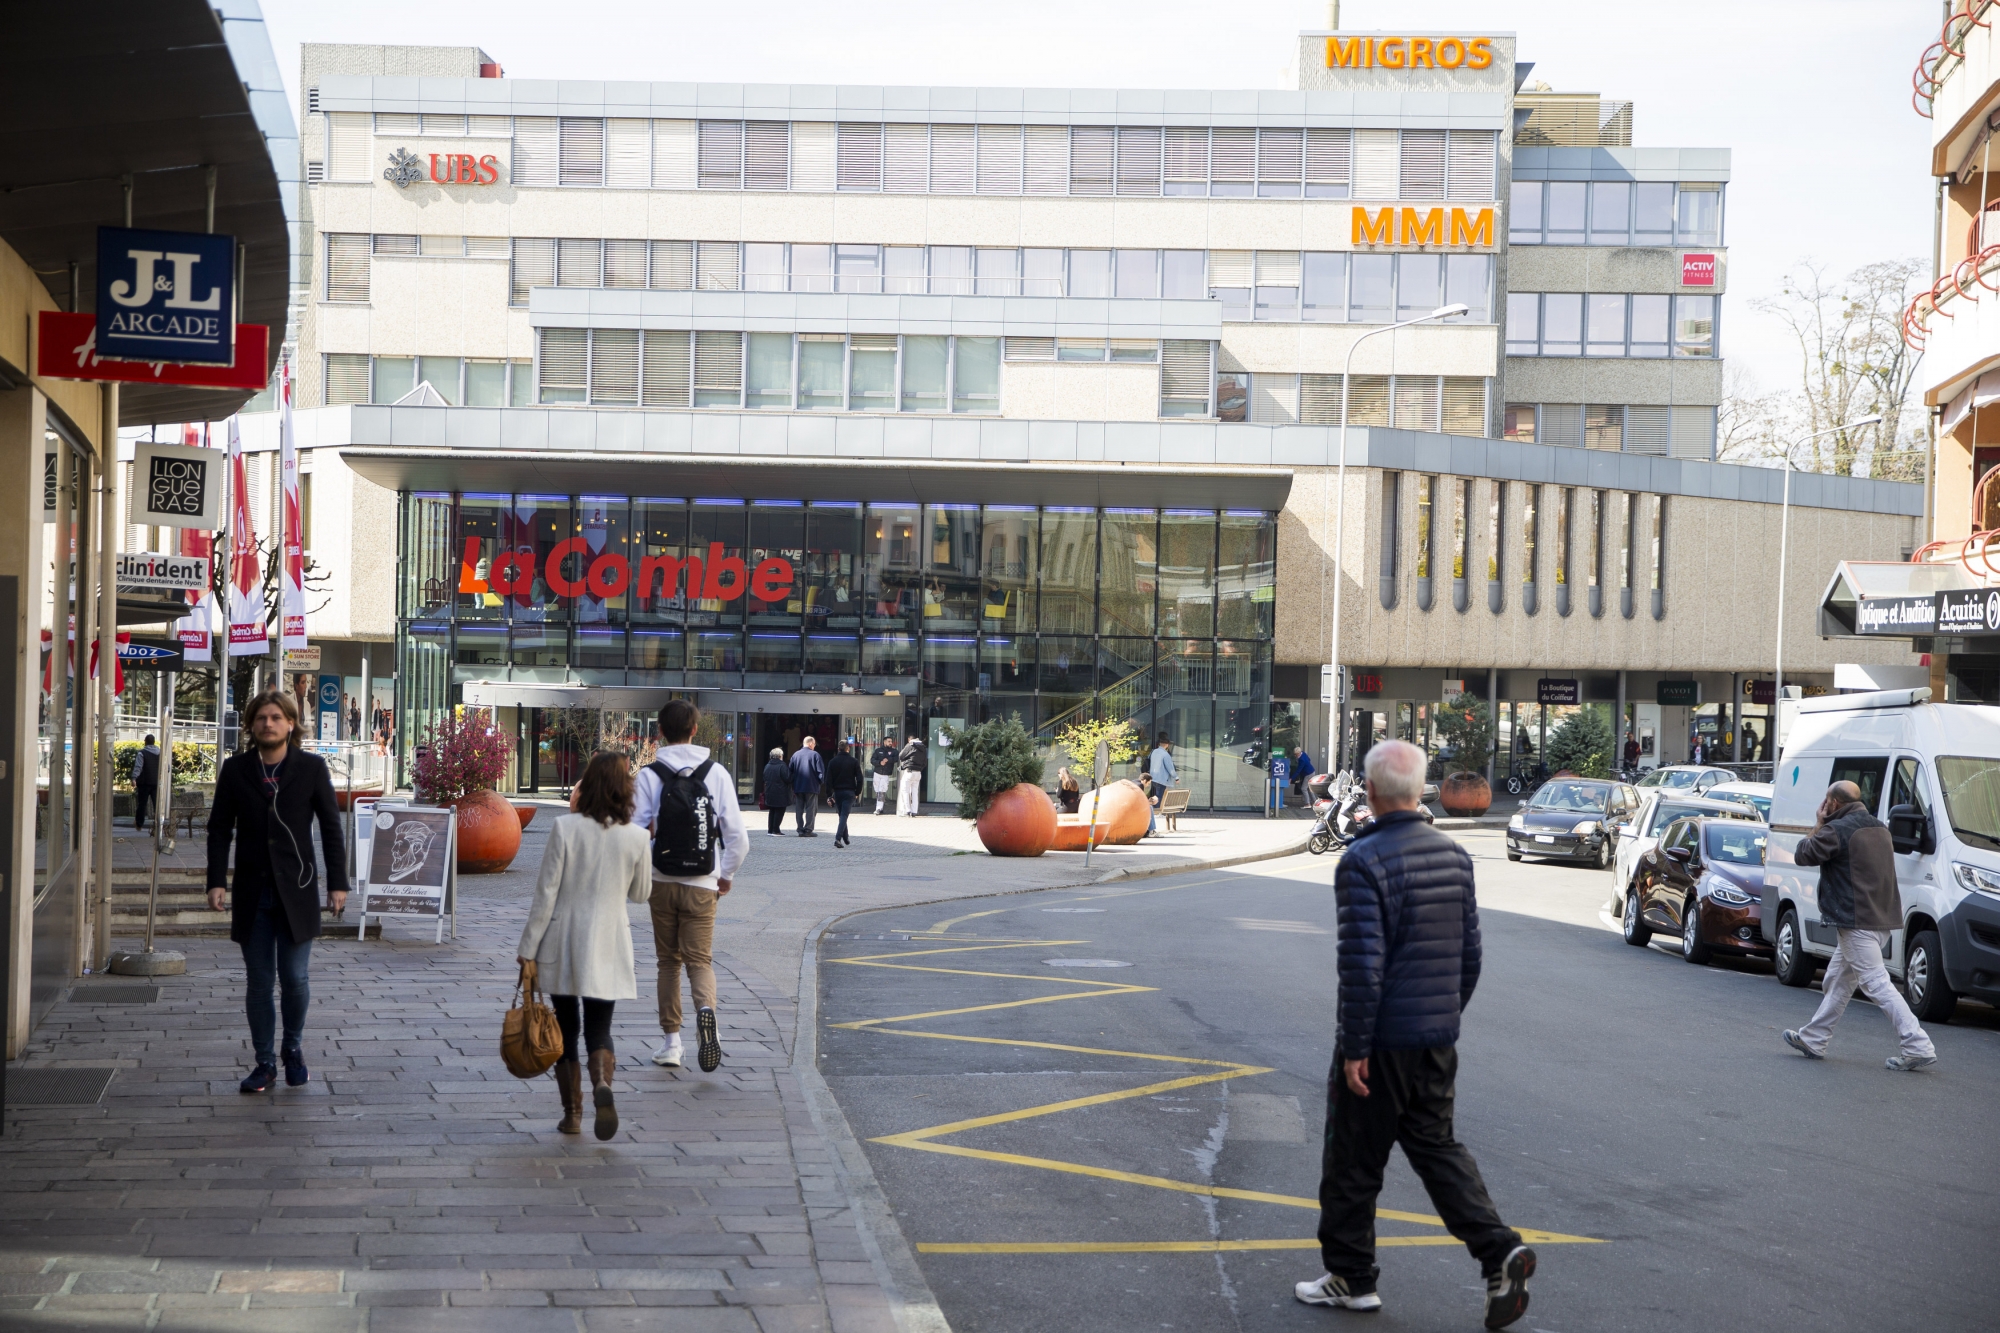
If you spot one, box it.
[1328,302,1469,772]
[1772,413,1884,751]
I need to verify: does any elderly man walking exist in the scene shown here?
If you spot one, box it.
[1295,739,1535,1329]
[789,735,826,837]
[1783,780,1937,1070]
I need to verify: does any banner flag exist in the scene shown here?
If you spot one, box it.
[279,361,306,649]
[225,418,267,656]
[173,422,216,662]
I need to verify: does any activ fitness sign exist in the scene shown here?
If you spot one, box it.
[458,539,794,604]
[1325,36,1496,70]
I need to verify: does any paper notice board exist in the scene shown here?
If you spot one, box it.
[357,802,456,941]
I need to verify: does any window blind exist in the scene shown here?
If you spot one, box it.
[372,234,418,255]
[1210,127,1254,190]
[512,117,559,187]
[1004,337,1055,360]
[509,238,554,305]
[1161,340,1212,404]
[469,114,512,137]
[1441,378,1486,436]
[883,122,929,193]
[1353,129,1398,200]
[977,124,1023,194]
[1024,125,1069,194]
[1116,126,1162,196]
[1305,128,1351,195]
[1584,404,1624,451]
[1069,127,1114,195]
[1670,405,1715,460]
[539,329,588,399]
[417,235,459,256]
[1299,374,1342,425]
[1255,251,1302,286]
[323,354,370,406]
[602,239,648,289]
[465,236,509,258]
[422,113,466,136]
[693,331,744,398]
[605,118,650,188]
[695,241,739,291]
[326,113,370,181]
[1446,130,1496,202]
[556,238,602,287]
[1345,375,1391,426]
[1056,337,1106,362]
[792,122,836,191]
[1257,127,1303,190]
[1250,375,1299,425]
[838,123,883,190]
[1624,405,1670,455]
[324,234,370,302]
[642,331,692,406]
[1164,128,1208,190]
[928,123,974,193]
[1393,377,1441,432]
[1108,338,1159,362]
[1208,250,1252,287]
[653,119,696,189]
[1398,130,1447,200]
[850,333,898,352]
[589,329,641,405]
[649,239,693,290]
[1542,404,1582,449]
[375,112,418,135]
[698,120,743,189]
[744,121,789,189]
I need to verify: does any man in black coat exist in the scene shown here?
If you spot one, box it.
[825,740,864,848]
[207,690,347,1094]
[133,734,162,831]
[1296,739,1534,1330]
[869,732,899,815]
[761,748,791,837]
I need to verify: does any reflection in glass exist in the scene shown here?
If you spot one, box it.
[1040,509,1097,636]
[1098,510,1158,638]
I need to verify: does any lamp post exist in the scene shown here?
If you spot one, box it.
[1328,303,1469,772]
[1772,413,1884,747]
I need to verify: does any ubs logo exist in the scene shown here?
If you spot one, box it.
[385,147,503,188]
[384,148,425,188]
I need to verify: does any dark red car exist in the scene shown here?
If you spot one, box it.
[1621,815,1771,965]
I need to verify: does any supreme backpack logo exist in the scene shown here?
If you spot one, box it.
[649,758,719,878]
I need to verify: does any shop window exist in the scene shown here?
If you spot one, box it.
[748,503,806,629]
[631,499,690,622]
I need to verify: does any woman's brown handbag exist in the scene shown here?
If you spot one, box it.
[500,960,564,1078]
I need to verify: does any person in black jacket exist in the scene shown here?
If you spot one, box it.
[825,740,864,848]
[1295,739,1534,1330]
[133,735,162,830]
[761,748,790,836]
[206,690,347,1094]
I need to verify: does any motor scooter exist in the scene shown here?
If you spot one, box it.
[1306,769,1434,855]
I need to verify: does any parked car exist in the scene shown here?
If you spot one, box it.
[1506,778,1640,867]
[1621,815,1773,964]
[1702,780,1772,821]
[1764,687,2000,1022]
[1635,764,1738,794]
[1610,792,1762,911]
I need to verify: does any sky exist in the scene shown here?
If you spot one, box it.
[258,0,1942,398]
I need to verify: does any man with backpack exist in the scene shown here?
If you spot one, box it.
[789,735,827,836]
[633,700,748,1074]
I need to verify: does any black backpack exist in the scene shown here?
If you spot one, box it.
[647,758,719,878]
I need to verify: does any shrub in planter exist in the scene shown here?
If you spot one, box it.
[942,715,1054,856]
[413,712,521,873]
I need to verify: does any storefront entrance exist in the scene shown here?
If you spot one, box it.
[754,713,840,767]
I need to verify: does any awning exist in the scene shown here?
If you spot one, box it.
[460,681,905,717]
[1817,560,1974,638]
[339,449,1295,511]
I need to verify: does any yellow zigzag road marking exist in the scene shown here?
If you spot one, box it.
[828,937,1604,1251]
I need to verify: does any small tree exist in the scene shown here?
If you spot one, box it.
[412,710,514,804]
[1053,717,1141,780]
[1546,707,1614,777]
[1433,693,1494,776]
[943,714,1046,819]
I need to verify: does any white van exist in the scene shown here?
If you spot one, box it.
[1764,687,2000,1021]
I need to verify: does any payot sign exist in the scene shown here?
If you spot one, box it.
[1352,207,1494,247]
[458,539,795,605]
[1326,36,1495,70]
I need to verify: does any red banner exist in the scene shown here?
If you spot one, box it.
[35,311,269,390]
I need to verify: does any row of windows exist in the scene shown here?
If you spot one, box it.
[322,112,1499,202]
[1382,474,1668,619]
[1505,293,1717,359]
[324,355,533,407]
[404,496,1278,644]
[1508,180,1723,248]
[1499,402,1716,460]
[1217,373,1489,435]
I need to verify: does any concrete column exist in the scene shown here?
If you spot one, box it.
[93,384,119,967]
[1486,666,1498,785]
[1614,671,1627,776]
[0,386,48,1058]
[1729,673,1742,761]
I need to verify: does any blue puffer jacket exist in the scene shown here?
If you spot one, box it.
[1333,809,1482,1060]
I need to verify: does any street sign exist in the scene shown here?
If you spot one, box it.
[1656,680,1701,706]
[282,647,322,672]
[95,226,236,364]
[37,311,268,390]
[1536,678,1579,705]
[1319,664,1335,704]
[115,552,209,594]
[129,441,225,530]
[1270,755,1289,783]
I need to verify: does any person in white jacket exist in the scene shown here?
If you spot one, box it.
[517,751,653,1140]
[633,700,749,1073]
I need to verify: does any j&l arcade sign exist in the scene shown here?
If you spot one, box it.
[459,539,795,604]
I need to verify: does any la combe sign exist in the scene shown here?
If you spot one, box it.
[458,539,795,603]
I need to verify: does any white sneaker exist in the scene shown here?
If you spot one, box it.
[1294,1272,1381,1311]
[651,1035,683,1068]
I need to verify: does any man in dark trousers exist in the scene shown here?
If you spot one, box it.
[134,734,162,830]
[825,740,864,848]
[207,690,347,1094]
[1784,780,1936,1069]
[789,735,826,836]
[1296,738,1535,1328]
[869,731,900,815]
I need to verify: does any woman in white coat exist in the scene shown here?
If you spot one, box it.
[517,751,652,1139]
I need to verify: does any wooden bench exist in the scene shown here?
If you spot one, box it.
[1157,787,1191,832]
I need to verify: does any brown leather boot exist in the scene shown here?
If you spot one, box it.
[554,1059,583,1135]
[587,1048,618,1141]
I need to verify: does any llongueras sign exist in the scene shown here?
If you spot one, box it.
[459,539,794,604]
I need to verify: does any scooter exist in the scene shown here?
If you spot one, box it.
[1306,769,1436,855]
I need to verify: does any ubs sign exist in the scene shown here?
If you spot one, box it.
[386,148,503,188]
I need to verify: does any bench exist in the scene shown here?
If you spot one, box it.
[1158,787,1191,832]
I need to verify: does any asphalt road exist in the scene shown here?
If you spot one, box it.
[817,829,2000,1333]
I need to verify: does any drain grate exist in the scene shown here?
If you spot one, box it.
[5,1067,116,1106]
[68,985,160,1004]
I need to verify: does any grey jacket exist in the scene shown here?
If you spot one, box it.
[1795,800,1902,931]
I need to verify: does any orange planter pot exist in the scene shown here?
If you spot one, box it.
[1050,819,1113,852]
[514,804,537,830]
[1438,772,1492,817]
[976,783,1059,857]
[1076,780,1151,845]
[454,788,523,873]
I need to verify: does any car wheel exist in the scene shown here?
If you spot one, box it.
[1681,896,1712,965]
[1307,830,1332,856]
[1506,849,1522,861]
[1595,837,1613,870]
[1622,885,1652,947]
[1905,929,1958,1024]
[1773,910,1815,987]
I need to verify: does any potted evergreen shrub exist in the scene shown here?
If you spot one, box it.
[942,715,1055,856]
[1433,692,1495,816]
[412,711,520,872]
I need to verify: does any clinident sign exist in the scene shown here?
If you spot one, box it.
[458,539,795,604]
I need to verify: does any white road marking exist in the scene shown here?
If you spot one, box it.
[1227,918,1330,934]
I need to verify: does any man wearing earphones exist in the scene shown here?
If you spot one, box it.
[207,690,347,1094]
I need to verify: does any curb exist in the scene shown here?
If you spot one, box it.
[1091,833,1313,882]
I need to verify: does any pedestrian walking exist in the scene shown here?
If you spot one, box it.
[870,731,899,814]
[826,740,864,847]
[897,733,927,815]
[205,690,347,1095]
[1056,766,1081,814]
[1295,739,1536,1328]
[790,735,826,836]
[761,747,790,836]
[636,700,749,1074]
[1783,780,1937,1070]
[1146,735,1177,836]
[133,733,162,830]
[516,751,652,1141]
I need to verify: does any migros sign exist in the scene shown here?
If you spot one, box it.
[1325,35,1495,71]
[1351,206,1494,248]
